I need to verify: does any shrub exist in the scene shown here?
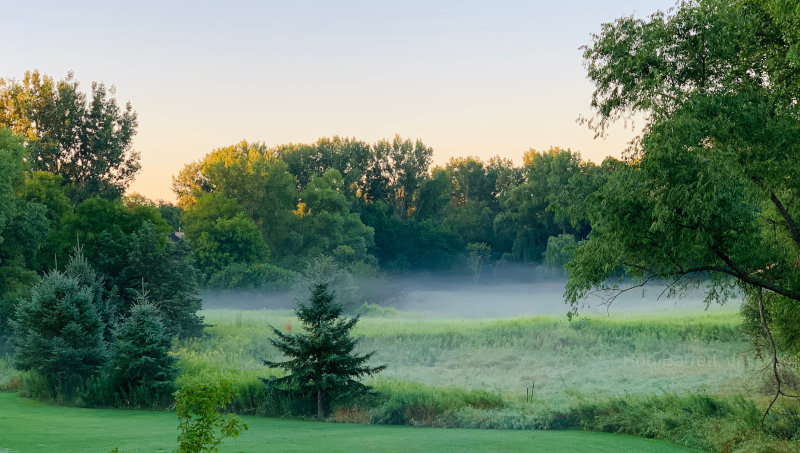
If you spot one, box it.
[543,234,576,269]
[175,378,248,453]
[206,262,296,290]
[345,379,505,426]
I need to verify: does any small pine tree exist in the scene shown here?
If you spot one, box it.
[11,270,107,396]
[263,283,385,418]
[109,294,177,407]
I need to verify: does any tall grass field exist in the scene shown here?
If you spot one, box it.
[2,305,798,452]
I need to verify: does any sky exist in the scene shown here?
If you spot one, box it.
[4,0,675,201]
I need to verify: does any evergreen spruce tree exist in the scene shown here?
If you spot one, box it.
[11,270,107,396]
[263,283,385,418]
[118,222,204,338]
[109,293,177,407]
[63,246,118,341]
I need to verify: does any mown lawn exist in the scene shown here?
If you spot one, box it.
[0,392,697,453]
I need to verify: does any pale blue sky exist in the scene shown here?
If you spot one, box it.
[4,0,675,200]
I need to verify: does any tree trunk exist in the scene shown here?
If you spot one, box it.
[317,388,324,419]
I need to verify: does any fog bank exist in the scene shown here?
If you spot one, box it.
[201,266,740,318]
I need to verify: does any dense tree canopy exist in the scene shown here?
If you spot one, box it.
[169,133,601,276]
[568,0,800,305]
[293,169,375,268]
[182,193,269,279]
[0,71,139,202]
[0,130,49,295]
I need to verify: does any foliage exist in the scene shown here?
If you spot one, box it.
[544,234,577,269]
[44,196,170,272]
[182,193,269,279]
[569,0,800,376]
[359,201,463,270]
[158,201,184,232]
[175,378,248,453]
[116,222,204,338]
[108,296,177,407]
[63,247,116,341]
[494,147,590,261]
[263,283,385,418]
[22,171,71,226]
[167,133,608,277]
[11,269,107,396]
[545,393,800,452]
[0,70,139,202]
[173,141,298,256]
[293,169,375,268]
[45,199,202,338]
[465,242,491,280]
[206,262,297,291]
[0,130,49,347]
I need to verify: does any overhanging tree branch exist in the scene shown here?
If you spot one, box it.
[711,247,800,302]
[769,192,800,250]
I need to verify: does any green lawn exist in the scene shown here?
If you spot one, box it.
[0,392,696,453]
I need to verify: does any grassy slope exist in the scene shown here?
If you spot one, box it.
[0,392,697,453]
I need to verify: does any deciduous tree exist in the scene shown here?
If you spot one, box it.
[0,71,139,202]
[570,0,800,419]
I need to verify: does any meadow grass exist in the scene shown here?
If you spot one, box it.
[164,307,800,451]
[0,392,699,453]
[4,307,796,451]
[182,308,754,404]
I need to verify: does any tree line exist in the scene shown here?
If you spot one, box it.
[1,72,611,307]
[170,137,609,287]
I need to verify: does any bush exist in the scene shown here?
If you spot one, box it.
[540,393,798,452]
[175,378,249,453]
[543,234,576,269]
[206,262,296,290]
[341,379,505,426]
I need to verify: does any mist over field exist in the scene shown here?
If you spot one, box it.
[201,266,741,318]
